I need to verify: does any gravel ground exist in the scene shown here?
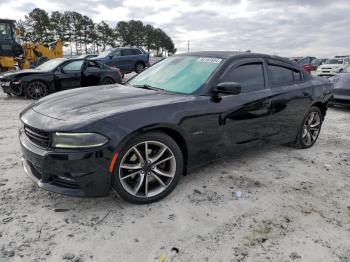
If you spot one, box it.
[0,87,350,262]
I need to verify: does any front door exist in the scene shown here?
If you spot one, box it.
[215,58,274,153]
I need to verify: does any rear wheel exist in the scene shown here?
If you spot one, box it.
[101,77,115,85]
[25,81,48,100]
[135,62,145,73]
[291,106,323,149]
[112,132,183,204]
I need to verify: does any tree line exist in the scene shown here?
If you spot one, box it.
[17,8,176,56]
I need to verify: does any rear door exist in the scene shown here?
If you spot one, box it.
[265,60,310,143]
[54,60,84,90]
[216,58,275,153]
[81,60,103,87]
[120,49,134,71]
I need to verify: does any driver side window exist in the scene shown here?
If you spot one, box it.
[221,63,265,93]
[62,60,84,72]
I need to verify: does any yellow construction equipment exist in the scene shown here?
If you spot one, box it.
[0,18,63,72]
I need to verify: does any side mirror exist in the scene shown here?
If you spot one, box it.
[214,82,241,95]
[108,54,113,59]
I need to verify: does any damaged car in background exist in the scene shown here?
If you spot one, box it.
[329,64,350,107]
[0,58,122,99]
[19,52,333,204]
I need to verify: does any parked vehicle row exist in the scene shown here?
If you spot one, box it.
[0,46,152,99]
[294,56,350,77]
[18,51,333,203]
[0,58,122,99]
[316,57,350,77]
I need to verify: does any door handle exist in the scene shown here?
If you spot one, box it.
[262,100,271,108]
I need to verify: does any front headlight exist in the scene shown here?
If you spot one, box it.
[51,132,109,149]
[12,79,22,85]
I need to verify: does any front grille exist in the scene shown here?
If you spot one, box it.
[52,176,81,189]
[24,125,50,148]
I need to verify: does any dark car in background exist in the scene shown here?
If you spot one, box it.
[0,58,122,99]
[329,65,350,107]
[311,58,327,71]
[297,56,316,73]
[93,47,150,74]
[19,51,333,203]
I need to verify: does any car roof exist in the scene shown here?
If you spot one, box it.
[178,51,296,66]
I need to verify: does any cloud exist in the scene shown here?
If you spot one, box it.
[1,0,350,57]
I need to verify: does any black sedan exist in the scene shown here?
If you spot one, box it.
[329,65,350,107]
[19,52,333,203]
[0,58,122,99]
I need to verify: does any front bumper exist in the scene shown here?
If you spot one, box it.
[20,129,112,197]
[316,71,336,77]
[1,82,11,94]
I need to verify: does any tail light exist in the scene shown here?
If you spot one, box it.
[111,66,122,77]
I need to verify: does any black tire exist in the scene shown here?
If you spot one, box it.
[101,77,115,85]
[135,62,145,73]
[112,131,184,204]
[290,106,323,149]
[25,80,49,100]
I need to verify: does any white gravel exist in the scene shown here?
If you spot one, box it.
[0,90,349,262]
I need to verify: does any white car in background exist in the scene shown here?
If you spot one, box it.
[316,58,350,76]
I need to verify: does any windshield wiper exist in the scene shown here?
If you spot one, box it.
[132,84,164,91]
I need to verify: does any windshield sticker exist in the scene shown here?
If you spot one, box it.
[197,57,222,64]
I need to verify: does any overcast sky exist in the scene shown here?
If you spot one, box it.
[1,0,349,57]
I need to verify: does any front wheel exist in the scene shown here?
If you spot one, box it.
[292,106,323,149]
[112,132,183,204]
[25,81,48,100]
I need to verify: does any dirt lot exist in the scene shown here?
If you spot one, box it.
[0,89,349,262]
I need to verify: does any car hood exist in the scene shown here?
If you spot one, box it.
[29,84,193,122]
[0,69,44,79]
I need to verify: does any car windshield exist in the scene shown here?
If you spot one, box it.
[324,59,343,64]
[0,23,11,39]
[36,59,66,71]
[97,50,111,58]
[311,59,323,65]
[128,56,223,94]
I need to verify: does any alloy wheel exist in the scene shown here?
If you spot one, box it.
[302,111,321,146]
[27,81,48,99]
[119,141,176,198]
[136,63,145,73]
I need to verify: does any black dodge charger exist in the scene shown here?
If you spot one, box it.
[19,52,333,203]
[0,58,122,99]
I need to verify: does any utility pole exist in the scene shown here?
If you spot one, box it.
[187,40,189,53]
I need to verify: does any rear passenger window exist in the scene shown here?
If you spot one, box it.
[269,65,294,86]
[293,71,302,82]
[222,63,265,93]
[132,49,142,55]
[122,49,133,56]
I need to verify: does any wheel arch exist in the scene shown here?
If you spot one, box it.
[115,123,189,175]
[311,101,327,119]
[24,78,52,97]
